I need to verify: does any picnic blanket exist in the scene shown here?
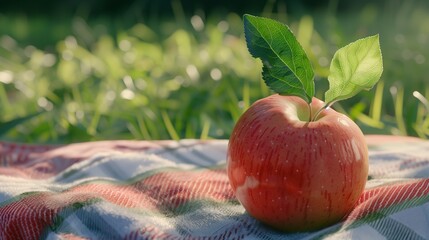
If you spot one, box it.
[1,135,429,239]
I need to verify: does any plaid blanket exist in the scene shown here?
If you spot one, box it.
[0,135,428,239]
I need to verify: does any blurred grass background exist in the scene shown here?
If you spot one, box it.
[0,0,429,143]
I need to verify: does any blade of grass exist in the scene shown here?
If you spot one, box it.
[185,121,196,139]
[413,90,429,138]
[0,84,11,115]
[226,83,242,122]
[0,111,43,136]
[200,117,211,140]
[354,83,385,130]
[137,114,152,140]
[297,15,314,52]
[262,0,276,18]
[127,122,144,139]
[227,102,241,123]
[144,110,162,140]
[171,0,187,26]
[88,110,100,136]
[370,80,384,122]
[259,77,270,97]
[161,110,180,140]
[242,81,250,110]
[390,85,407,135]
[357,113,384,129]
[413,90,429,113]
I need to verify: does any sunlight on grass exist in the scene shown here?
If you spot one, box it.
[1,1,429,143]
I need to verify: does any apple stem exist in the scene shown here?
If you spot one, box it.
[312,101,334,121]
[308,103,313,122]
[312,107,324,122]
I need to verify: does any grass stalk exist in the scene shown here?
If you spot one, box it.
[391,85,407,135]
[200,117,211,140]
[370,81,384,122]
[137,115,152,140]
[161,111,180,140]
[0,84,11,116]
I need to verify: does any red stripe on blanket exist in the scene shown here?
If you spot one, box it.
[0,141,166,179]
[346,178,429,222]
[67,169,235,210]
[134,169,235,209]
[0,193,65,240]
[0,142,57,164]
[0,169,234,239]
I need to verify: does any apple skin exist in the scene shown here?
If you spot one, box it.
[227,94,368,232]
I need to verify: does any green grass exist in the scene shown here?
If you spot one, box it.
[1,1,429,143]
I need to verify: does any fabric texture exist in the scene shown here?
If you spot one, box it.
[0,135,428,239]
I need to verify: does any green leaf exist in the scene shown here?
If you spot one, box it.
[0,112,43,136]
[243,14,314,103]
[325,34,383,104]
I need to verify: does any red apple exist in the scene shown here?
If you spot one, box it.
[227,94,368,232]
